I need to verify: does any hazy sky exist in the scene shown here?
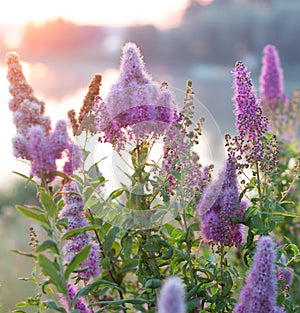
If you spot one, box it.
[0,0,194,29]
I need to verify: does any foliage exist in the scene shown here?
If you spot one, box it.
[4,41,300,313]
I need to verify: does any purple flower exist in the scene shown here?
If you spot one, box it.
[6,51,82,180]
[198,159,246,247]
[157,277,186,313]
[60,283,91,313]
[60,182,100,281]
[28,126,57,178]
[232,61,268,164]
[234,236,286,313]
[94,42,177,150]
[260,45,285,110]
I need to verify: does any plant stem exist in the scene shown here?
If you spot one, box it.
[49,216,73,311]
[255,162,264,211]
[183,206,195,286]
[87,209,126,313]
[219,244,226,313]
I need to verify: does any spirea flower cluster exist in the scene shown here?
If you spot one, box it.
[161,81,212,202]
[94,42,178,151]
[260,44,286,111]
[198,159,246,247]
[60,283,91,313]
[68,73,102,136]
[6,52,82,181]
[234,236,286,313]
[60,181,100,281]
[157,277,186,313]
[232,61,269,164]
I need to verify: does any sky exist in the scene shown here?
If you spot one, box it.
[0,0,199,29]
[0,0,214,189]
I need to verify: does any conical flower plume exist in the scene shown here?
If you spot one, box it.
[60,181,100,281]
[157,277,186,313]
[198,159,246,247]
[6,51,82,180]
[94,42,177,150]
[260,44,285,110]
[234,236,285,313]
[232,61,268,164]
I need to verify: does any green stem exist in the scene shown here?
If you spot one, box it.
[255,162,264,211]
[49,217,73,311]
[183,207,195,286]
[219,244,226,313]
[87,209,126,313]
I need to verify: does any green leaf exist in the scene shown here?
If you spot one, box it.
[48,171,71,181]
[186,297,201,311]
[151,209,168,222]
[40,191,57,218]
[12,171,35,183]
[42,300,66,312]
[107,188,124,201]
[288,243,299,256]
[73,279,124,305]
[11,249,36,259]
[89,298,149,306]
[35,240,59,254]
[38,254,66,294]
[84,197,100,210]
[15,302,29,307]
[103,227,119,255]
[61,225,101,240]
[121,234,133,259]
[144,279,162,289]
[15,205,49,229]
[185,284,200,299]
[171,170,182,181]
[273,211,300,218]
[215,300,227,312]
[73,174,84,186]
[65,245,91,280]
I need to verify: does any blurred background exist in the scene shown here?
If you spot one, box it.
[1,0,300,311]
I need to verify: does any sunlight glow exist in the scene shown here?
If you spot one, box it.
[1,0,190,29]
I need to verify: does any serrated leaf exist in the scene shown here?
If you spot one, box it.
[35,240,59,254]
[65,245,91,280]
